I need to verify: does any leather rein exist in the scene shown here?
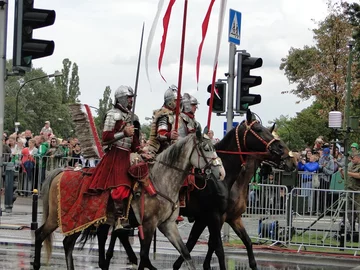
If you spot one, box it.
[153,136,219,209]
[216,120,278,165]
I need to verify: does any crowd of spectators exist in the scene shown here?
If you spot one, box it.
[247,135,357,215]
[1,121,88,195]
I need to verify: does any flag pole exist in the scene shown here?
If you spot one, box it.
[132,22,145,123]
[174,0,188,130]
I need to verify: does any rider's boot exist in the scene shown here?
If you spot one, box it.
[114,200,130,231]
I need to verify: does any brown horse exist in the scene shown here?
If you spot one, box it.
[32,131,225,270]
[173,117,296,270]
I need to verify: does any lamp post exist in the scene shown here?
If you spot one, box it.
[14,71,62,131]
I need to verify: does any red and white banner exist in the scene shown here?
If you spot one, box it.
[145,0,165,90]
[158,0,177,82]
[207,0,227,131]
[196,0,217,88]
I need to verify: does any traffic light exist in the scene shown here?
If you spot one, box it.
[207,82,226,113]
[13,0,56,72]
[235,52,262,112]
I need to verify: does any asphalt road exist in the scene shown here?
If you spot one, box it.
[0,197,359,270]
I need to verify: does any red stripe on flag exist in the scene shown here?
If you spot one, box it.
[84,104,104,159]
[158,0,176,82]
[196,0,216,87]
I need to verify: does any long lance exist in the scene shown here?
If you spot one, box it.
[174,0,188,131]
[132,22,145,123]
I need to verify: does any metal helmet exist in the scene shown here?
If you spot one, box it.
[164,85,181,110]
[182,93,199,113]
[114,85,134,108]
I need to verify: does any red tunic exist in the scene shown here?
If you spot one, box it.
[87,113,140,200]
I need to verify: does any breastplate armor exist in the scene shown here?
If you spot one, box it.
[104,108,133,151]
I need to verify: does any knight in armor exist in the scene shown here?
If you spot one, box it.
[146,85,181,157]
[87,85,140,231]
[178,93,201,138]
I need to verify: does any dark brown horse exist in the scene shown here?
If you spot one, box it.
[88,110,295,270]
[173,115,296,270]
[32,132,225,270]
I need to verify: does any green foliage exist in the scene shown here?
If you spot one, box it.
[141,124,151,140]
[271,103,332,151]
[55,58,80,104]
[4,59,77,139]
[94,86,113,136]
[280,1,358,115]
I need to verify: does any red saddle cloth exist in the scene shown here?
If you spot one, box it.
[58,168,110,236]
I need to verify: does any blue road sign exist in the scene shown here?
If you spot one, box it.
[223,121,239,137]
[228,9,241,45]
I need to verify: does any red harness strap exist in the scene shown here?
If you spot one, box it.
[217,120,278,166]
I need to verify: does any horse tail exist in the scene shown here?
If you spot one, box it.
[41,168,64,262]
[78,225,98,250]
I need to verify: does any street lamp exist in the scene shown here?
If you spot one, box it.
[15,71,63,131]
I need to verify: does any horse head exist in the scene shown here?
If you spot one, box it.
[191,130,226,181]
[234,109,285,159]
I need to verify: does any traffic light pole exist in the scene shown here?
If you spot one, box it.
[222,42,237,243]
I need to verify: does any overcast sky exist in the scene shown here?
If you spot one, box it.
[6,0,331,139]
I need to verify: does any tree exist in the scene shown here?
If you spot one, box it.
[270,103,332,151]
[95,86,113,136]
[55,58,81,104]
[141,124,151,140]
[280,2,359,116]
[4,60,72,137]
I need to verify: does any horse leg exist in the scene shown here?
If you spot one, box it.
[33,221,58,270]
[118,229,138,265]
[173,220,207,270]
[97,224,110,270]
[229,218,257,270]
[104,227,117,270]
[63,232,81,270]
[33,225,45,270]
[158,221,196,270]
[138,225,157,270]
[203,215,225,270]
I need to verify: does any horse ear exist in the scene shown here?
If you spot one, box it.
[246,109,252,122]
[270,122,276,133]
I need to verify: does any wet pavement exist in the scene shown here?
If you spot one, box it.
[0,197,359,269]
[0,242,357,270]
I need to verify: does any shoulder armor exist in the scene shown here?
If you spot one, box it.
[107,108,122,121]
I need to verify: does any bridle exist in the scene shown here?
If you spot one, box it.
[154,135,223,209]
[216,120,279,165]
[158,135,222,179]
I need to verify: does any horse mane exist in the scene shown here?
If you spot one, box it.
[156,134,193,165]
[215,126,236,151]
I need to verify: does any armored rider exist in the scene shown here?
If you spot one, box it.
[87,85,140,231]
[178,93,200,138]
[146,85,181,157]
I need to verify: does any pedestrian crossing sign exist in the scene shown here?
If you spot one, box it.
[228,9,241,45]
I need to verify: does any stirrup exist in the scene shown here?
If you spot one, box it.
[114,217,129,231]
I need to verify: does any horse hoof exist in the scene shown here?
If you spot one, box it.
[173,260,182,270]
[128,257,138,265]
[31,261,40,270]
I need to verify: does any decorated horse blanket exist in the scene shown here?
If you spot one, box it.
[58,168,110,236]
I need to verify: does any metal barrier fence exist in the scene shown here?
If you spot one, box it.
[289,188,360,254]
[244,184,289,245]
[1,154,101,197]
[224,172,360,255]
